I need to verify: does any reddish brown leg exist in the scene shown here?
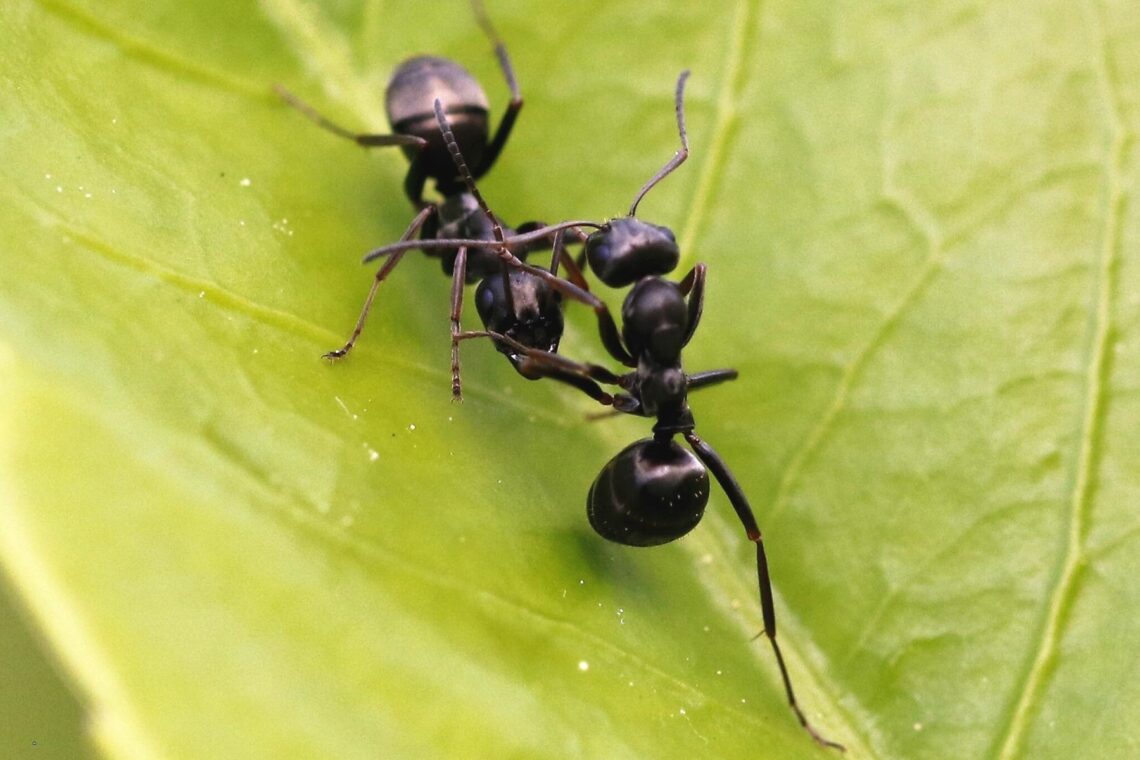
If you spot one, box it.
[324,205,436,359]
[449,246,469,401]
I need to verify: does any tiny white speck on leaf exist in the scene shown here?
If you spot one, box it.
[577,660,589,672]
[240,177,252,187]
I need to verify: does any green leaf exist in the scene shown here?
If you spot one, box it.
[3,0,1139,758]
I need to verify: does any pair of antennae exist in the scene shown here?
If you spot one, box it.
[364,69,693,265]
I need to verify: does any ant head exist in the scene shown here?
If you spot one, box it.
[587,437,709,546]
[585,219,679,287]
[476,271,564,370]
[582,70,690,288]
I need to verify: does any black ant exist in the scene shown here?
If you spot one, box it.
[273,1,588,398]
[360,71,845,751]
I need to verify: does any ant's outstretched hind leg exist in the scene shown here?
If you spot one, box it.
[684,432,845,752]
[324,204,437,360]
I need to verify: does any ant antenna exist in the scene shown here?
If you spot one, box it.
[471,0,521,104]
[434,99,506,245]
[628,70,691,217]
[434,98,516,315]
[361,220,603,264]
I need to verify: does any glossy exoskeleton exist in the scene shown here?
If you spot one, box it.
[535,78,844,751]
[366,70,844,750]
[273,1,583,397]
[429,99,596,382]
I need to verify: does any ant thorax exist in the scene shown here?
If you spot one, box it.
[634,357,692,427]
[621,277,688,364]
[424,193,521,280]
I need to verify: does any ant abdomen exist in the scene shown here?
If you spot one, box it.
[386,56,492,183]
[587,438,709,547]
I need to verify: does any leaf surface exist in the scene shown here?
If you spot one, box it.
[2,1,1139,758]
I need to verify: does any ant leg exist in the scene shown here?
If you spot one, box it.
[403,155,430,208]
[683,432,845,752]
[687,368,738,392]
[534,364,617,406]
[324,205,436,360]
[517,347,642,413]
[470,0,522,177]
[514,223,591,291]
[271,84,430,207]
[449,247,470,401]
[554,239,591,291]
[458,331,633,408]
[551,223,593,273]
[515,345,627,387]
[677,263,706,347]
[273,84,427,149]
[361,221,602,263]
[462,331,624,386]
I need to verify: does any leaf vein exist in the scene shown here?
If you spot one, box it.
[995,3,1128,756]
[34,0,268,99]
[676,0,752,264]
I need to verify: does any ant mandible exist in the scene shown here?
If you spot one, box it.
[369,70,845,750]
[273,0,586,398]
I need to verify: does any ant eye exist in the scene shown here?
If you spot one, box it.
[474,278,500,324]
